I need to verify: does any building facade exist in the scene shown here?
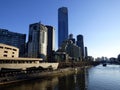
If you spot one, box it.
[76,34,84,60]
[66,40,81,61]
[28,23,47,60]
[46,25,55,61]
[58,7,68,48]
[57,40,82,62]
[0,43,19,58]
[0,29,26,57]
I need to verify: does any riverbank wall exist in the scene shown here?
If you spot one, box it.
[0,61,99,86]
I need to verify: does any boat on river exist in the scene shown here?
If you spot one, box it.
[102,63,107,67]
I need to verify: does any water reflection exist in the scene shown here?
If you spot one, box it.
[57,69,86,90]
[0,77,59,90]
[0,69,86,90]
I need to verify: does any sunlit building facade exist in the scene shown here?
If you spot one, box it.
[0,43,19,58]
[28,23,47,60]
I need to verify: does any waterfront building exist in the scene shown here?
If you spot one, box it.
[28,23,47,60]
[46,25,55,62]
[76,34,84,60]
[0,29,26,57]
[58,7,68,48]
[69,34,75,44]
[0,43,19,58]
[0,43,59,71]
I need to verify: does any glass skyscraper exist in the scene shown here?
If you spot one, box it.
[58,7,68,48]
[0,29,26,57]
[76,35,84,60]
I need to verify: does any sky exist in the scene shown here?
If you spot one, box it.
[0,0,120,58]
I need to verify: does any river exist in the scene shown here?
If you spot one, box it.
[0,64,120,90]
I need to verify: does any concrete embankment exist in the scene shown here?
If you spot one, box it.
[0,61,99,86]
[0,67,85,86]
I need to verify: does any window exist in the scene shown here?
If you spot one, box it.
[4,51,8,53]
[3,55,7,57]
[5,47,11,50]
[13,49,17,51]
[0,46,3,48]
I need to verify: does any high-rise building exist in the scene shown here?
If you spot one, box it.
[46,25,55,61]
[0,29,26,57]
[58,7,68,48]
[85,46,88,58]
[57,39,81,61]
[76,34,84,60]
[69,34,75,44]
[28,23,47,59]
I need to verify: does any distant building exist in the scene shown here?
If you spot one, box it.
[0,43,19,58]
[57,40,82,62]
[46,25,55,62]
[58,7,68,48]
[0,29,26,57]
[85,47,88,58]
[117,54,120,62]
[76,35,84,60]
[28,23,47,60]
[54,52,69,62]
[69,34,75,44]
[66,40,81,61]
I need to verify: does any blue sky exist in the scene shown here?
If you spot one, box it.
[0,0,120,58]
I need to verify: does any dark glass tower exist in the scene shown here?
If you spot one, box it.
[0,29,26,57]
[85,47,88,58]
[58,7,68,48]
[76,35,84,60]
[46,25,55,62]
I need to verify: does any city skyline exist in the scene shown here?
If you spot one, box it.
[0,0,120,58]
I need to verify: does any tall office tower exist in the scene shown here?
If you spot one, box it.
[46,25,55,61]
[58,7,68,48]
[28,23,47,59]
[0,29,26,57]
[69,34,75,44]
[76,34,84,60]
[85,47,88,58]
